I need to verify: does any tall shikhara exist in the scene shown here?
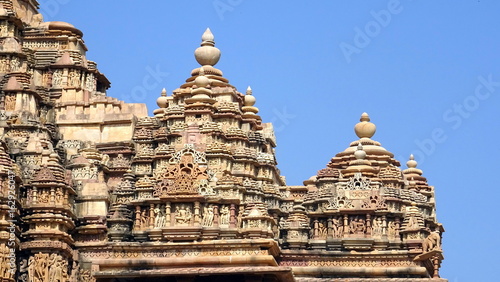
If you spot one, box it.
[0,1,446,281]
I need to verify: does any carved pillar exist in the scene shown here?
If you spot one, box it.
[366,214,372,236]
[213,205,219,227]
[166,202,171,226]
[343,214,349,236]
[382,215,387,236]
[313,219,319,239]
[237,205,244,228]
[50,187,55,204]
[135,206,141,230]
[32,187,38,204]
[327,217,333,239]
[194,201,200,226]
[433,255,440,278]
[229,204,236,228]
[395,216,401,238]
[149,204,155,228]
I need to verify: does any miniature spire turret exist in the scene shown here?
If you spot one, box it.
[403,154,430,189]
[242,86,261,118]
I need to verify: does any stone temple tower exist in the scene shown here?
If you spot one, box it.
[0,1,446,281]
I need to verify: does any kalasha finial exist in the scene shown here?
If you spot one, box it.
[156,88,168,108]
[194,28,221,66]
[406,154,418,168]
[242,85,259,115]
[354,112,376,139]
[354,143,366,160]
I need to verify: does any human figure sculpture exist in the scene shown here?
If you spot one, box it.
[34,253,48,282]
[140,209,149,230]
[52,71,62,87]
[48,254,63,282]
[28,256,35,282]
[175,205,191,225]
[407,215,419,229]
[19,258,28,281]
[388,221,397,239]
[154,206,166,228]
[422,230,441,252]
[372,217,382,236]
[350,217,366,235]
[202,205,214,227]
[318,222,328,239]
[220,206,230,225]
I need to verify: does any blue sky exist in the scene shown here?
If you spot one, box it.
[39,0,500,280]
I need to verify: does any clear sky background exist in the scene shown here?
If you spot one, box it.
[38,0,500,281]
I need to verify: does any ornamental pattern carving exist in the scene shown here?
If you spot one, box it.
[280,258,418,267]
[155,148,208,196]
[80,248,268,260]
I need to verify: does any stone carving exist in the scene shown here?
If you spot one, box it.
[10,56,20,72]
[154,205,166,228]
[19,258,28,281]
[349,216,366,235]
[52,70,63,87]
[332,216,343,238]
[169,144,207,164]
[85,73,96,91]
[372,216,383,236]
[27,253,67,282]
[317,221,328,239]
[139,208,150,230]
[0,17,446,280]
[67,70,80,87]
[156,152,208,195]
[79,269,95,282]
[423,230,441,252]
[5,95,16,111]
[0,244,14,279]
[175,204,192,226]
[346,172,371,190]
[112,154,130,168]
[220,205,230,226]
[388,221,398,240]
[202,205,215,227]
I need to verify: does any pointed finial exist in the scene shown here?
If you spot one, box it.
[407,154,418,168]
[354,112,376,139]
[199,66,205,76]
[244,86,257,107]
[157,88,169,108]
[201,28,215,46]
[242,86,258,114]
[195,28,221,66]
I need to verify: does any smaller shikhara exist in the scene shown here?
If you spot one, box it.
[0,1,445,281]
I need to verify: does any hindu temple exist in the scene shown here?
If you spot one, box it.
[0,1,446,281]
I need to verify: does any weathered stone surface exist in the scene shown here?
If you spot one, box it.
[0,1,446,281]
